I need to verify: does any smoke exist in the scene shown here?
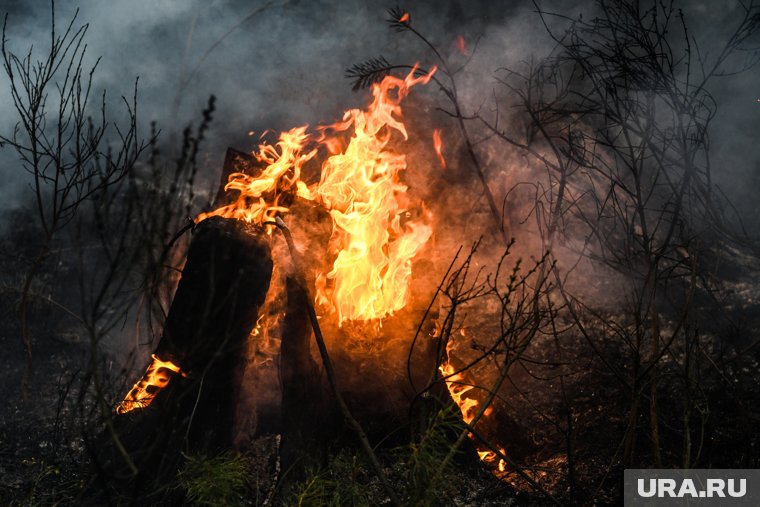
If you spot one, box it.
[0,0,561,208]
[1,0,758,362]
[1,0,756,222]
[2,1,758,474]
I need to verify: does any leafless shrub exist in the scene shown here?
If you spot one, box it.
[351,0,760,501]
[0,3,145,383]
[473,0,760,475]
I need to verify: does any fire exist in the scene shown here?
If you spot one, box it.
[115,354,186,415]
[478,449,508,474]
[195,126,316,225]
[251,315,264,337]
[440,337,507,472]
[118,68,437,414]
[439,361,478,424]
[197,66,436,324]
[313,68,434,323]
[433,129,445,169]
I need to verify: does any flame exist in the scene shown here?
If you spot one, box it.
[456,35,467,55]
[314,68,434,323]
[432,129,445,169]
[440,338,507,472]
[251,315,264,337]
[115,354,186,414]
[478,449,508,474]
[440,361,478,424]
[196,126,316,225]
[399,12,410,24]
[197,67,436,324]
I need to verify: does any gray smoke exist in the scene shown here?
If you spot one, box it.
[0,0,758,231]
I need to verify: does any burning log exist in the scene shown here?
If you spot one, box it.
[155,216,273,447]
[94,64,514,500]
[94,216,273,498]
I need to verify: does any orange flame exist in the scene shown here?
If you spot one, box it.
[440,338,507,471]
[433,129,445,169]
[440,361,478,424]
[197,66,437,325]
[314,67,434,323]
[115,354,186,414]
[399,12,410,24]
[478,449,508,474]
[196,126,316,225]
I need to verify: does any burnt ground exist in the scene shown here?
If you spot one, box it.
[0,286,522,506]
[0,291,90,504]
[496,241,760,503]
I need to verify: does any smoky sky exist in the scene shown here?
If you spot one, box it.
[0,0,758,231]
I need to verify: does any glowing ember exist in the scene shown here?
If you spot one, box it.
[456,35,467,55]
[198,67,436,325]
[115,354,186,414]
[433,129,445,168]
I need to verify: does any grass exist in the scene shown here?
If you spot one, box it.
[177,451,251,507]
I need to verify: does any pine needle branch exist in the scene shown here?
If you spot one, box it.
[387,6,412,32]
[345,56,392,90]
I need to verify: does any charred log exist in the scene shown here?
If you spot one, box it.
[274,198,336,492]
[92,216,273,501]
[277,276,335,488]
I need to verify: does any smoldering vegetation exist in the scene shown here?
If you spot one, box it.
[1,1,760,505]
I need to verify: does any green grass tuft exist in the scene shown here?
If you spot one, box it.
[177,451,250,507]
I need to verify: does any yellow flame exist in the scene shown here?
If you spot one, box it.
[115,354,186,414]
[477,449,508,474]
[197,66,436,324]
[315,68,434,323]
[196,126,316,225]
[433,129,446,169]
[440,338,507,472]
[440,361,478,424]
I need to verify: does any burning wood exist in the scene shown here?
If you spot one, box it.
[99,216,274,494]
[109,63,498,500]
[115,354,186,415]
[196,66,436,325]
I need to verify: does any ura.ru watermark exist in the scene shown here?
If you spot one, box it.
[624,469,759,506]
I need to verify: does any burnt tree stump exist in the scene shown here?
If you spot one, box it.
[92,144,497,502]
[93,216,273,501]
